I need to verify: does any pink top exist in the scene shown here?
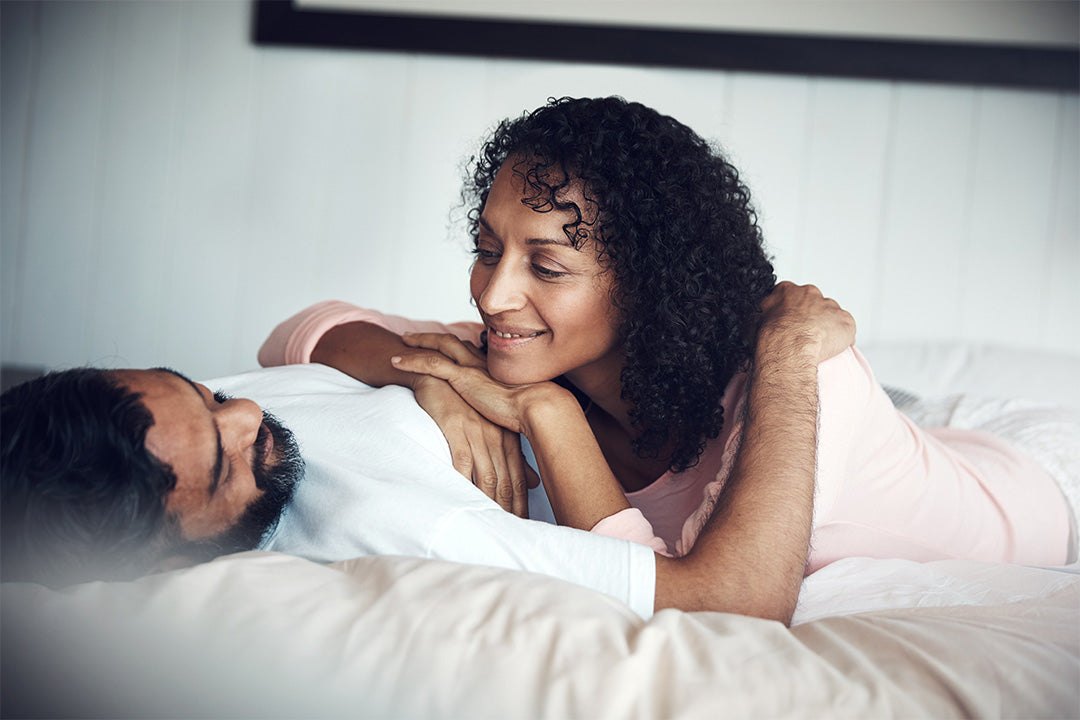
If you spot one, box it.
[260,300,1070,571]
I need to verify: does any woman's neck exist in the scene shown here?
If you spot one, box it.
[584,403,672,492]
[565,362,635,438]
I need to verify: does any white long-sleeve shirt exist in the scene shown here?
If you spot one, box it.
[207,363,657,619]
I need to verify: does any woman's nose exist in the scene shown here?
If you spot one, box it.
[215,397,263,449]
[477,260,527,315]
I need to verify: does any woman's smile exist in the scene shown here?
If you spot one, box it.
[489,325,546,340]
[486,326,546,352]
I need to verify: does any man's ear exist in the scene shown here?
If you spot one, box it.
[148,553,204,575]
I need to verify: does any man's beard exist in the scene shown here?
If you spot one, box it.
[185,409,304,558]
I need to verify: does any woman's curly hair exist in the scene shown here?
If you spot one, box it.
[463,96,776,472]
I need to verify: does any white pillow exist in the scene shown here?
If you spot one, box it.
[861,341,1080,411]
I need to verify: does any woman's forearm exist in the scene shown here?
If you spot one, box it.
[521,392,631,530]
[386,344,631,524]
[311,321,422,389]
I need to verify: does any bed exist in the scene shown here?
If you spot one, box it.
[2,341,1078,719]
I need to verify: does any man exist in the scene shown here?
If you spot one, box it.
[0,363,700,619]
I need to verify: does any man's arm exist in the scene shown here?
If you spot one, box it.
[516,314,824,623]
[653,327,818,622]
[391,349,814,623]
[653,283,852,623]
[393,283,853,624]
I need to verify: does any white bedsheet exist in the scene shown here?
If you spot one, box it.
[794,556,1079,623]
[2,552,1076,718]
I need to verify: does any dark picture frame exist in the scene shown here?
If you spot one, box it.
[253,0,1078,90]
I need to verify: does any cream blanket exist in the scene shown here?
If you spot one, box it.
[3,552,1077,718]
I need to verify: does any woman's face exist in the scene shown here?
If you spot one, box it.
[470,161,623,388]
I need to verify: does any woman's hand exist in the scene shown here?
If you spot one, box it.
[395,332,631,532]
[395,332,570,436]
[757,281,856,363]
[397,333,540,517]
[310,321,538,516]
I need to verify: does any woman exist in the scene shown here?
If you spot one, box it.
[261,97,1073,618]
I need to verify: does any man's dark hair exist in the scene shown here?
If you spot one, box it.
[1,368,181,587]
[465,96,776,472]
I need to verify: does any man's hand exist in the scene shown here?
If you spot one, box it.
[758,281,856,363]
[400,333,539,518]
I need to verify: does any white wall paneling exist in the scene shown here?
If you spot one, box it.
[961,89,1062,348]
[793,79,894,329]
[13,1,112,367]
[0,1,36,362]
[87,0,185,370]
[1044,95,1080,353]
[2,0,1077,382]
[158,0,260,374]
[719,73,814,283]
[873,83,977,342]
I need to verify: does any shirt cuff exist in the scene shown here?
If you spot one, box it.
[591,508,672,557]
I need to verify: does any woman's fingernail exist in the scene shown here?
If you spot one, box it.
[390,356,401,364]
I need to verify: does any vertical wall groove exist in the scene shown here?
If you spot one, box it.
[3,2,44,361]
[868,81,899,337]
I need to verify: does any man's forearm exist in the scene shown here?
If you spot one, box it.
[654,327,819,624]
[517,327,822,623]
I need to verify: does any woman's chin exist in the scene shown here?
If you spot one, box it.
[487,361,551,387]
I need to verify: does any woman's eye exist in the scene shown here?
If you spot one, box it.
[532,264,567,279]
[471,247,500,264]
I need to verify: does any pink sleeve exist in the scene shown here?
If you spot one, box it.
[258,300,484,367]
[591,509,672,557]
[810,347,878,524]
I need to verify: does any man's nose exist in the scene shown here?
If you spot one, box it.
[215,397,263,448]
[478,259,527,315]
